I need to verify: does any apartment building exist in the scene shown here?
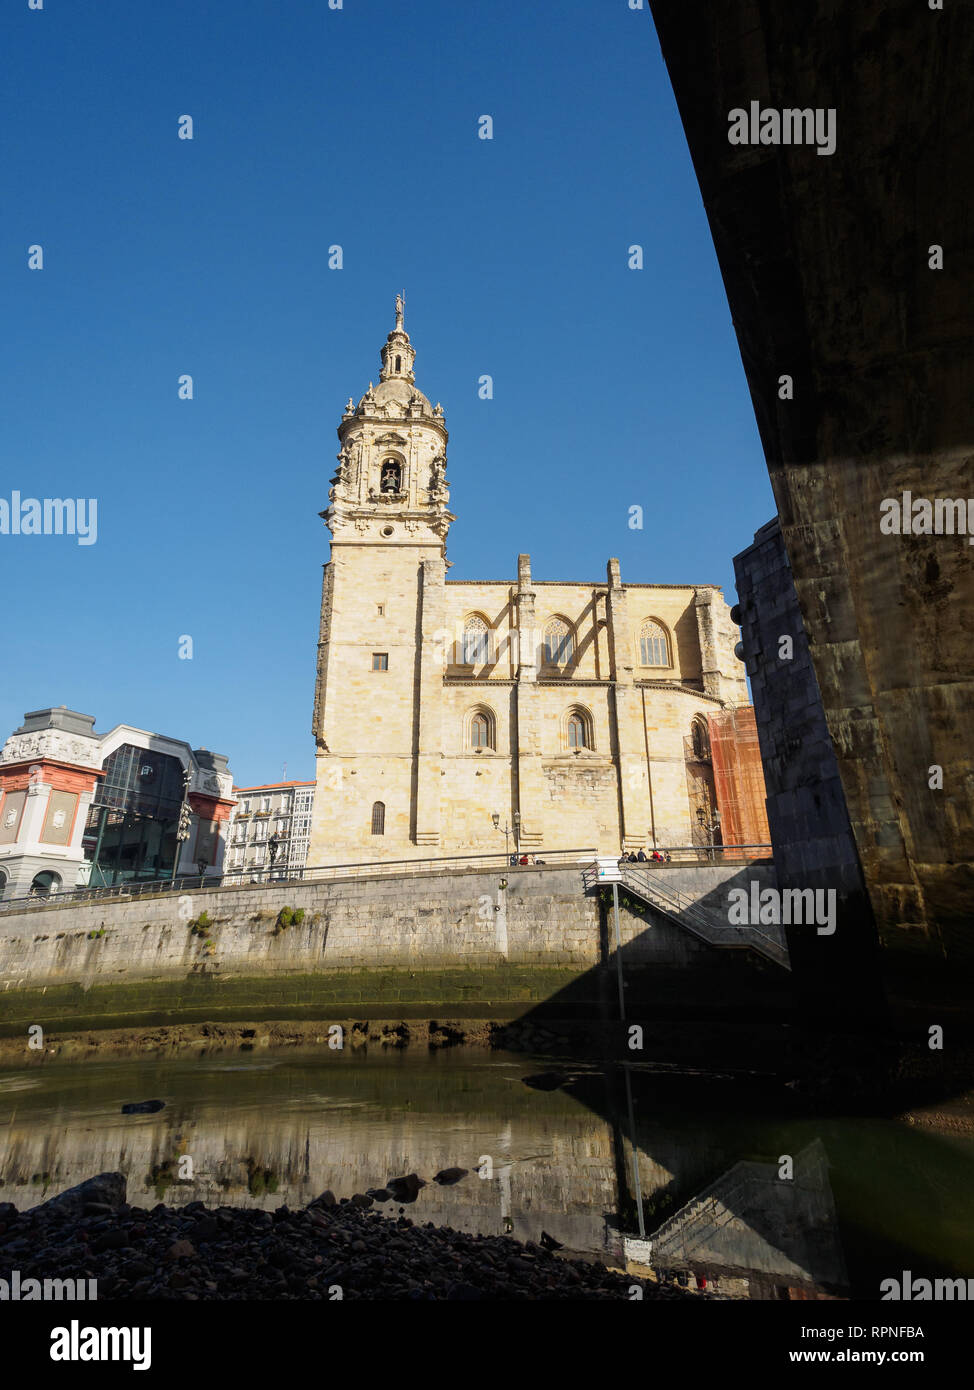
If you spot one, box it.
[224,781,314,878]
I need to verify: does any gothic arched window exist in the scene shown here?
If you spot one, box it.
[691,716,711,761]
[565,706,593,751]
[639,620,669,667]
[370,801,385,835]
[544,619,574,667]
[462,616,491,665]
[468,706,495,750]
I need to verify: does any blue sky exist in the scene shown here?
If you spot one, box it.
[2,0,774,786]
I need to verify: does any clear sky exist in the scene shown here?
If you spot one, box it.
[3,0,775,787]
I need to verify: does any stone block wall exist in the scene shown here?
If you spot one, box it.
[734,520,883,1019]
[0,864,781,1028]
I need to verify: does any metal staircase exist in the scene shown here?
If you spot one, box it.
[606,864,791,970]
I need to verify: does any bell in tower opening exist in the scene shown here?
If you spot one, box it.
[380,459,402,493]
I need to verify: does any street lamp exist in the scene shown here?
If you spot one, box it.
[170,767,194,887]
[268,832,282,880]
[491,812,508,861]
[696,806,721,862]
[492,811,522,863]
[196,857,208,886]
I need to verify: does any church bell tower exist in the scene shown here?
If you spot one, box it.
[309,297,452,862]
[323,293,453,552]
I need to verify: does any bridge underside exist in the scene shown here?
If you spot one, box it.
[648,1,974,988]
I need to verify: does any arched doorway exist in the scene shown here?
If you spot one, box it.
[29,870,62,897]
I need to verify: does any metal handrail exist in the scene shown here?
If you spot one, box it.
[0,847,598,914]
[604,863,790,969]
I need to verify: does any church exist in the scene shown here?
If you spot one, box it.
[309,300,765,864]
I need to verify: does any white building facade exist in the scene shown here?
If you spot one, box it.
[224,781,315,880]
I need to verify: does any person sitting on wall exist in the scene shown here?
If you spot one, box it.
[519,853,530,866]
[636,849,648,863]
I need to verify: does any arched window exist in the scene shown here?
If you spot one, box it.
[691,716,711,761]
[370,801,385,835]
[462,616,491,665]
[467,706,496,750]
[544,619,574,666]
[639,620,669,667]
[565,706,594,751]
[395,355,402,372]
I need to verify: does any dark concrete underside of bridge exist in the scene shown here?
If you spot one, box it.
[648,1,974,991]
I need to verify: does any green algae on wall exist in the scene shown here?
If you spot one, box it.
[0,965,591,1037]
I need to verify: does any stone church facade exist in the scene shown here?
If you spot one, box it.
[309,301,754,864]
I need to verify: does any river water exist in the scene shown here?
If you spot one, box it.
[2,1045,973,1299]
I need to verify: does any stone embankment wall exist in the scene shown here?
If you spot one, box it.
[0,864,779,1031]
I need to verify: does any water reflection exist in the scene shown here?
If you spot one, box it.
[0,1047,972,1300]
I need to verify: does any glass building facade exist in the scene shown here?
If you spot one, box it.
[82,744,186,886]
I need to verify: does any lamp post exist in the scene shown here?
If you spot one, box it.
[492,811,521,863]
[196,857,208,887]
[491,812,508,862]
[170,767,194,887]
[696,806,721,862]
[268,832,282,881]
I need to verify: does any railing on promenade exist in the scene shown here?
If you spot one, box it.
[618,844,773,866]
[581,846,773,890]
[0,847,598,915]
[218,845,595,889]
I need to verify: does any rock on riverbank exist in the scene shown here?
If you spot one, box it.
[0,1173,691,1301]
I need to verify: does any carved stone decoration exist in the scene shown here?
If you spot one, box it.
[0,729,101,768]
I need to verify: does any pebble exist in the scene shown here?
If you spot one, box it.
[0,1170,702,1302]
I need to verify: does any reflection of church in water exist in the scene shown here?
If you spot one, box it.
[310,298,769,863]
